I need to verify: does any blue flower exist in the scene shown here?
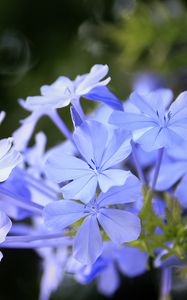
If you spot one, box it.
[116,245,147,278]
[24,64,123,112]
[110,89,187,151]
[133,73,165,95]
[44,175,141,264]
[38,247,68,300]
[13,65,123,150]
[68,242,147,296]
[45,120,132,202]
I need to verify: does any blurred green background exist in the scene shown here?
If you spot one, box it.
[0,0,187,299]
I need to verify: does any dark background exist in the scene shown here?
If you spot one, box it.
[0,0,187,299]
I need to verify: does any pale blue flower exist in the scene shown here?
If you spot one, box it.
[133,73,165,95]
[45,120,132,202]
[69,242,147,296]
[110,89,187,151]
[38,247,68,300]
[44,175,142,264]
[25,64,123,111]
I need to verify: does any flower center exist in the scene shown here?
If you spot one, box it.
[156,110,172,128]
[87,159,101,174]
[84,201,99,215]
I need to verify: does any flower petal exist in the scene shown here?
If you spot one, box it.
[27,95,70,110]
[13,109,47,151]
[117,246,147,277]
[109,111,156,131]
[76,64,110,95]
[153,161,187,191]
[0,145,22,182]
[45,153,92,182]
[169,91,187,119]
[98,208,141,244]
[73,120,108,167]
[98,174,142,206]
[0,111,5,124]
[73,215,103,264]
[0,252,3,261]
[0,210,12,243]
[43,200,86,231]
[101,129,132,169]
[0,138,13,160]
[84,86,123,111]
[137,126,185,151]
[62,174,98,203]
[98,169,131,193]
[97,263,120,296]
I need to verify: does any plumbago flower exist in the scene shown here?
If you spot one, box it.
[38,246,68,300]
[110,89,187,151]
[13,64,122,151]
[45,120,132,202]
[68,242,147,296]
[44,175,142,264]
[25,64,123,112]
[4,67,187,300]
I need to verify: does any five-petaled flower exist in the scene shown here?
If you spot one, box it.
[44,175,142,264]
[45,120,132,202]
[110,89,187,151]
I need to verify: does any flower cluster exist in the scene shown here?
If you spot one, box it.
[1,65,187,299]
